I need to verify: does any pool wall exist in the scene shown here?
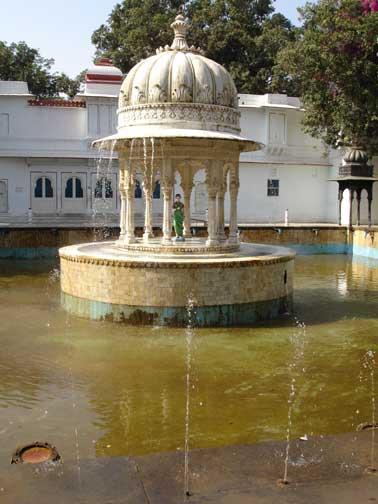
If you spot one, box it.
[59,242,294,327]
[0,225,377,260]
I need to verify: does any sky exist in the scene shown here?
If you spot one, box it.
[0,0,306,78]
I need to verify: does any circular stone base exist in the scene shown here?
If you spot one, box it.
[59,240,295,327]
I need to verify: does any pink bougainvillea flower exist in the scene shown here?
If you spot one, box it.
[362,0,378,13]
[370,0,378,12]
[361,0,370,13]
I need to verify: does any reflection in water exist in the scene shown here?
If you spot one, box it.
[0,255,378,473]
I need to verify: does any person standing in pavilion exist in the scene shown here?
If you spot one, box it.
[172,194,185,241]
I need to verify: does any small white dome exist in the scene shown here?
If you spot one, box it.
[86,58,123,83]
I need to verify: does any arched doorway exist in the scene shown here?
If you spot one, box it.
[62,173,87,212]
[0,180,8,213]
[92,175,117,212]
[31,172,57,212]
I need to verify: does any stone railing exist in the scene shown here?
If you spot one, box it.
[28,99,86,108]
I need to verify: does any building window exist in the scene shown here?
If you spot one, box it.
[94,179,101,199]
[153,180,160,199]
[34,177,53,198]
[34,178,43,198]
[45,178,53,198]
[65,178,73,198]
[95,177,113,199]
[65,177,83,198]
[135,180,142,199]
[267,179,279,197]
[104,179,113,198]
[75,178,83,198]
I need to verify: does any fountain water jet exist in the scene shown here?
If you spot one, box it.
[278,316,307,487]
[363,350,377,474]
[184,294,196,498]
[59,14,295,327]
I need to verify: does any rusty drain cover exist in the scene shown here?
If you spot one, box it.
[11,442,60,465]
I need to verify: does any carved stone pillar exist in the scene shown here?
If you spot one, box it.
[338,188,343,226]
[348,189,354,228]
[118,153,127,240]
[142,172,154,241]
[356,189,361,226]
[368,188,373,227]
[180,165,193,239]
[217,166,228,241]
[119,188,126,239]
[206,188,219,246]
[206,161,221,246]
[124,169,136,244]
[228,163,240,245]
[182,185,192,238]
[161,159,174,245]
[217,190,226,241]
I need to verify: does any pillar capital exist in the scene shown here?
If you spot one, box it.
[141,166,154,192]
[117,148,128,167]
[162,183,174,194]
[205,162,222,194]
[161,158,174,189]
[122,172,136,245]
[181,180,194,192]
[207,187,218,199]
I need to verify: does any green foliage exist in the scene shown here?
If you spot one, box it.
[92,0,298,94]
[274,0,378,155]
[92,1,183,71]
[53,71,86,99]
[0,41,84,98]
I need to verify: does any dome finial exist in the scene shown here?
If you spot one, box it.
[170,14,189,51]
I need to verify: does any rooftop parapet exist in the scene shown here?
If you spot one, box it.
[0,81,32,96]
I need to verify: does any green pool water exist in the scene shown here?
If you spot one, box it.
[0,255,377,468]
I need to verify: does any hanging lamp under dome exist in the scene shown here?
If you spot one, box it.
[94,15,262,152]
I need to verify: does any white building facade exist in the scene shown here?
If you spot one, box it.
[0,58,376,227]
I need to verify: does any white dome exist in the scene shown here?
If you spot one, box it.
[120,46,237,109]
[117,15,240,137]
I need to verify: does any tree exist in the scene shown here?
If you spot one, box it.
[53,71,86,99]
[0,41,83,98]
[92,0,297,94]
[252,13,302,95]
[92,1,183,71]
[273,0,378,156]
[0,41,55,96]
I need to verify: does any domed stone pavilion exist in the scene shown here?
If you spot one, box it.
[59,15,295,327]
[96,14,261,249]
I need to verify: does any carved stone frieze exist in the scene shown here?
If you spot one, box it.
[117,103,241,133]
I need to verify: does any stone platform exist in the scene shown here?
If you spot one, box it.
[3,431,378,503]
[59,239,295,327]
